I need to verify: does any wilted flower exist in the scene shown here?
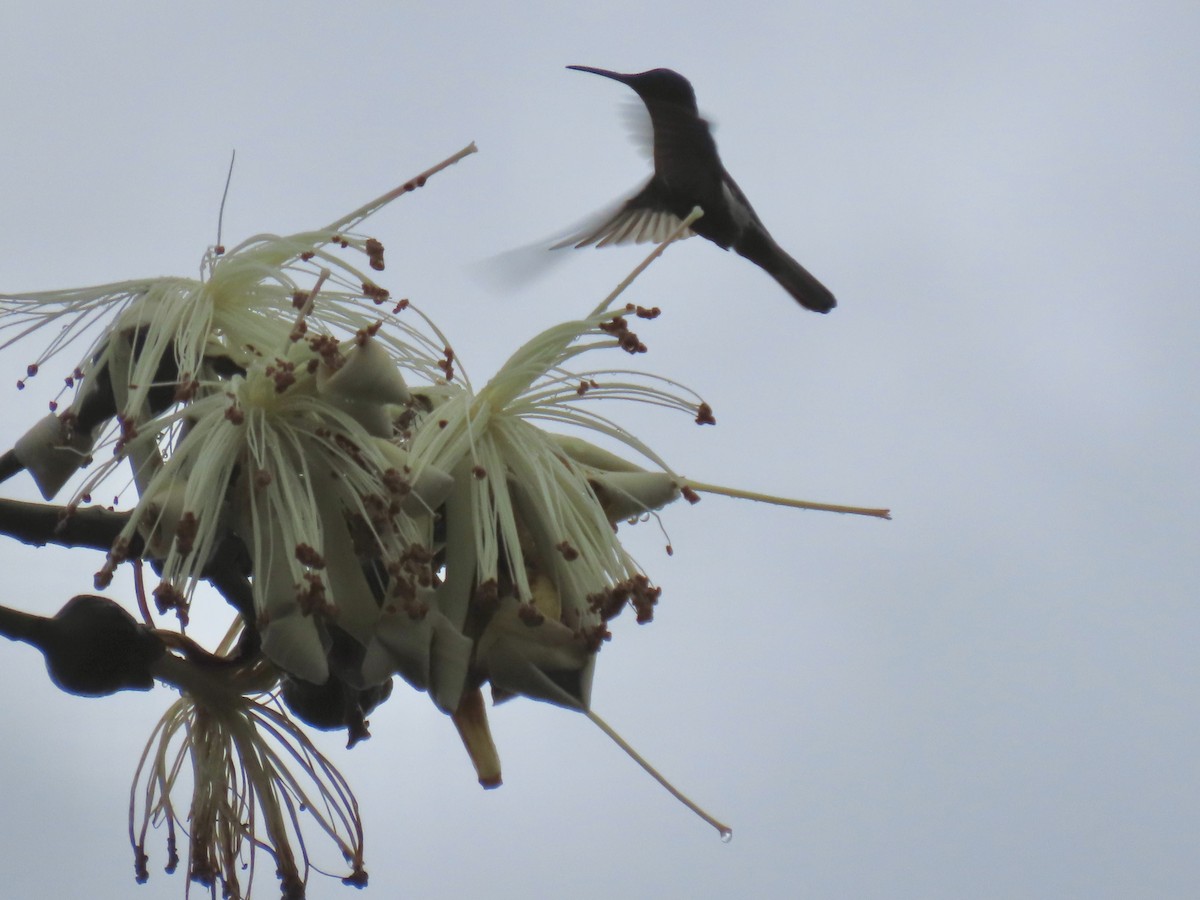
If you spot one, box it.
[131,651,366,899]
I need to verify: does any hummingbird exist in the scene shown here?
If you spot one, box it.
[558,66,836,313]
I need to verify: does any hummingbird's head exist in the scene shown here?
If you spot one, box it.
[567,66,698,114]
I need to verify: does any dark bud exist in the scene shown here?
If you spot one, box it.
[280,673,394,748]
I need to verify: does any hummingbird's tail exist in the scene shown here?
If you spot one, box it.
[734,226,836,313]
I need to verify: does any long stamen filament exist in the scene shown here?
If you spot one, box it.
[586,708,732,840]
[590,206,705,317]
[686,479,891,519]
[325,142,479,235]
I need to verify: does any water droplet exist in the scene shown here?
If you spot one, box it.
[719,828,733,843]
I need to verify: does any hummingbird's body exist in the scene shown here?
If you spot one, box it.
[561,66,836,313]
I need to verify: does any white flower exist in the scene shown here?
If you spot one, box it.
[398,296,710,713]
[102,331,434,684]
[0,145,477,500]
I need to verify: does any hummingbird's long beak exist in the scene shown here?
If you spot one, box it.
[566,65,632,85]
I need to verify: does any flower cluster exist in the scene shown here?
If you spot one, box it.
[0,144,887,898]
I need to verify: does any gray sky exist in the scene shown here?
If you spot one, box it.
[1,2,1197,898]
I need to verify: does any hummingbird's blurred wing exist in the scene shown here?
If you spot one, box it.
[619,98,655,160]
[550,179,696,249]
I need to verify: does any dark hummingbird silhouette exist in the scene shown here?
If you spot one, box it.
[557,66,836,313]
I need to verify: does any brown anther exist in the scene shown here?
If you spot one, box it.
[579,623,612,653]
[174,512,198,556]
[355,320,383,344]
[555,540,579,561]
[681,485,701,504]
[517,603,545,626]
[266,358,297,393]
[400,544,434,568]
[365,238,385,271]
[152,581,190,626]
[628,573,661,624]
[117,415,138,445]
[331,431,368,469]
[296,572,330,616]
[342,869,369,889]
[107,527,132,560]
[93,563,115,590]
[607,315,648,353]
[308,333,342,367]
[472,465,487,480]
[473,579,499,614]
[437,347,455,381]
[295,543,326,569]
[292,290,310,309]
[598,315,626,336]
[173,379,200,403]
[587,586,628,622]
[381,468,413,497]
[362,281,390,304]
[361,493,391,530]
[635,305,661,319]
[695,402,716,425]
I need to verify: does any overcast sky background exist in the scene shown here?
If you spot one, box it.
[0,2,1197,898]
